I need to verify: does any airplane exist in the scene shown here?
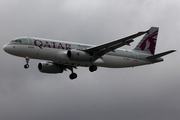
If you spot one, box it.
[3,27,176,80]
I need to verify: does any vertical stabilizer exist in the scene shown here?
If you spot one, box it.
[134,27,159,55]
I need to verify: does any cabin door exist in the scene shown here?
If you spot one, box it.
[28,37,34,48]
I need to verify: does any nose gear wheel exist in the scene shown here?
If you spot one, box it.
[24,56,30,69]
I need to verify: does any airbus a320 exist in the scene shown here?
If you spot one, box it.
[3,27,176,80]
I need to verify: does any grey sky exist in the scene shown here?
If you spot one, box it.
[0,0,180,120]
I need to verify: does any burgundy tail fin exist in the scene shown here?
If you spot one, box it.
[134,27,159,55]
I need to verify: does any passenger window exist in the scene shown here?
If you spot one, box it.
[19,40,22,43]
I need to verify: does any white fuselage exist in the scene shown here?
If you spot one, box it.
[3,27,174,80]
[3,37,152,68]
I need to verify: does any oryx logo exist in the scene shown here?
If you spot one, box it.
[140,30,158,55]
[77,53,80,56]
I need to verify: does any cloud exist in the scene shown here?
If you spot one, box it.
[0,0,180,120]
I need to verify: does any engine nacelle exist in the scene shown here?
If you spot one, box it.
[67,49,91,61]
[38,62,64,74]
[55,50,69,60]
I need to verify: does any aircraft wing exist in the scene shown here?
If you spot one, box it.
[86,30,147,60]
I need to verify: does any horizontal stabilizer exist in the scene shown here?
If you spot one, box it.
[146,50,176,59]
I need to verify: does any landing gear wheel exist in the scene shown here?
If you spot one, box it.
[24,64,29,69]
[69,73,77,80]
[24,56,30,69]
[89,65,97,72]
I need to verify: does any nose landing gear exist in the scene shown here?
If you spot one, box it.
[24,56,30,69]
[24,64,29,69]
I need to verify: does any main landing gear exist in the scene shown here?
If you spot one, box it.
[69,67,77,80]
[24,56,30,69]
[89,65,97,72]
[68,65,97,80]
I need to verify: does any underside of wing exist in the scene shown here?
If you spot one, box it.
[85,30,148,61]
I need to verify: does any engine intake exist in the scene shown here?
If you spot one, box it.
[67,49,91,61]
[38,62,64,73]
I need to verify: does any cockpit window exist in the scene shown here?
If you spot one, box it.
[11,40,22,43]
[10,38,28,44]
[10,40,16,43]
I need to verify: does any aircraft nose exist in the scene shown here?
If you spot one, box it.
[3,44,7,52]
[3,44,10,53]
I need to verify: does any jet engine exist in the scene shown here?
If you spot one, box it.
[38,62,64,73]
[67,49,91,61]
